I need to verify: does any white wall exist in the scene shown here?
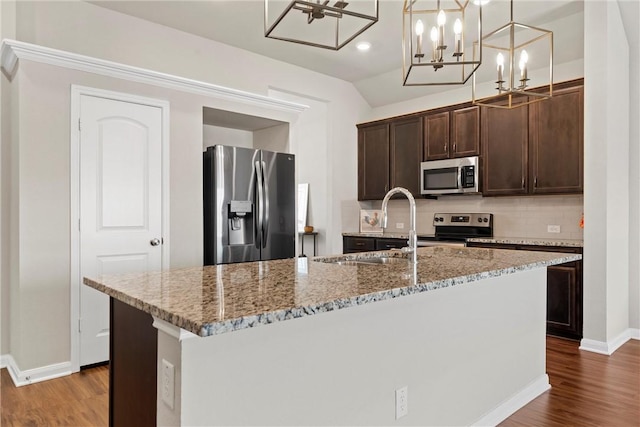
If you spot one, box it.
[583,0,632,345]
[269,89,330,256]
[3,0,369,372]
[202,125,253,150]
[253,124,289,154]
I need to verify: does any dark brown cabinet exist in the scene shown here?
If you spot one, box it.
[482,79,584,197]
[481,103,529,196]
[423,111,450,160]
[466,242,583,340]
[424,106,479,161]
[358,123,389,200]
[343,236,406,254]
[529,84,584,194]
[358,116,422,200]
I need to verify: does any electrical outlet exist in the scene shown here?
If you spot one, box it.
[395,386,408,419]
[396,223,405,229]
[162,359,175,410]
[547,225,561,233]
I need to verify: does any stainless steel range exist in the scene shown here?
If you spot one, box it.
[418,213,493,247]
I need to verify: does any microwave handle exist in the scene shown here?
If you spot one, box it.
[457,166,463,189]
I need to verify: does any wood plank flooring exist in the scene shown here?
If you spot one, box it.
[1,365,108,427]
[501,337,640,427]
[0,337,638,426]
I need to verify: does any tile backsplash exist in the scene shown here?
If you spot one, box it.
[346,194,584,240]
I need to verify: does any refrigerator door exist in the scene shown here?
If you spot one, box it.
[203,145,261,265]
[259,150,296,261]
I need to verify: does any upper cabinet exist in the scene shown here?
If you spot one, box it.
[357,79,583,200]
[358,122,390,200]
[358,116,422,201]
[481,103,529,196]
[529,84,584,194]
[482,79,584,196]
[390,116,423,196]
[424,106,480,161]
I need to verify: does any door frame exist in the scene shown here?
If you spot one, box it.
[70,85,171,372]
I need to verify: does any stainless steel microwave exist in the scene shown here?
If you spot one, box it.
[420,156,479,195]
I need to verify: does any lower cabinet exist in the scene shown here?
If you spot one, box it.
[343,236,406,254]
[466,242,583,340]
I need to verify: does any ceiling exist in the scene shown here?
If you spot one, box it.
[90,0,585,107]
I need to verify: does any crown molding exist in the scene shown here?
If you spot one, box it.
[0,39,307,115]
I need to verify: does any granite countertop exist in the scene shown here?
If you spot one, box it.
[466,237,584,248]
[344,232,583,248]
[84,247,581,338]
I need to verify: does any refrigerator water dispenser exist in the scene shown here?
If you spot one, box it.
[228,200,253,245]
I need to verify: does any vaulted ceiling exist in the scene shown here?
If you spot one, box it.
[91,0,585,107]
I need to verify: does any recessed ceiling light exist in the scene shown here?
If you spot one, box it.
[356,41,371,51]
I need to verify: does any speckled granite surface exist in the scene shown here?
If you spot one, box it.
[467,237,584,248]
[84,247,581,337]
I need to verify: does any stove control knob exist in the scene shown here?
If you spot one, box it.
[477,218,482,223]
[483,218,489,223]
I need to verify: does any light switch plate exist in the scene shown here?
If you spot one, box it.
[162,359,175,410]
[396,223,405,229]
[547,225,561,233]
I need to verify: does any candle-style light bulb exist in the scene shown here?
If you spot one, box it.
[437,9,446,27]
[453,18,462,56]
[519,49,528,83]
[437,10,446,60]
[415,19,424,56]
[430,26,438,61]
[496,52,504,83]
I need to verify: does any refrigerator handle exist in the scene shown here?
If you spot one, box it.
[254,160,263,250]
[261,160,269,248]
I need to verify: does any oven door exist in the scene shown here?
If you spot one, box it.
[421,166,462,195]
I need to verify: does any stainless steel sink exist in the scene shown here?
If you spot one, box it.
[326,256,408,266]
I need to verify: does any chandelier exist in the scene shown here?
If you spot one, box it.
[264,0,379,50]
[402,0,482,86]
[472,0,553,108]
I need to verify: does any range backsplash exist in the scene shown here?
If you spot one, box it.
[345,194,584,240]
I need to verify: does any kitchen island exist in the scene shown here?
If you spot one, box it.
[85,246,581,426]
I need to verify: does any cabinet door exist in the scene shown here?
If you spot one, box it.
[529,85,584,194]
[423,111,450,161]
[451,106,480,158]
[390,116,423,196]
[547,262,581,339]
[481,105,529,196]
[358,123,390,200]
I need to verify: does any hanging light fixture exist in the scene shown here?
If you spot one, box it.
[264,0,378,50]
[402,0,482,86]
[472,0,553,108]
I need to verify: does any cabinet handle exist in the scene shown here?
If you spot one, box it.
[534,176,538,188]
[453,142,457,152]
[444,144,448,152]
[522,177,525,189]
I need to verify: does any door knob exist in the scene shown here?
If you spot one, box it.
[150,238,161,246]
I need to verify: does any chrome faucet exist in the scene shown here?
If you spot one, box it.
[381,187,417,264]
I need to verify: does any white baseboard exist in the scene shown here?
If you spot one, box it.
[580,328,637,355]
[0,354,9,369]
[2,354,72,387]
[472,374,551,427]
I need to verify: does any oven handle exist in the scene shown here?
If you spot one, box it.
[417,240,466,248]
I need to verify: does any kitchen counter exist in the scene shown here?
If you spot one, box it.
[342,231,435,239]
[467,237,584,247]
[89,246,581,426]
[84,246,580,338]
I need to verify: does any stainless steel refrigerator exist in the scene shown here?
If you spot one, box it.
[203,145,296,265]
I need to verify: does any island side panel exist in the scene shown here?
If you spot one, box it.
[110,298,158,427]
[160,268,548,426]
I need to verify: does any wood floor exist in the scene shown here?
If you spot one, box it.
[1,365,108,427]
[1,337,638,426]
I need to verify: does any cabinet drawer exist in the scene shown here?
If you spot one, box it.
[343,237,375,254]
[375,238,407,250]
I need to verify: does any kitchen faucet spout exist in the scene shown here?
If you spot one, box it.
[381,187,417,264]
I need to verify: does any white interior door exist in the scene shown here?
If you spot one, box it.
[79,94,163,366]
